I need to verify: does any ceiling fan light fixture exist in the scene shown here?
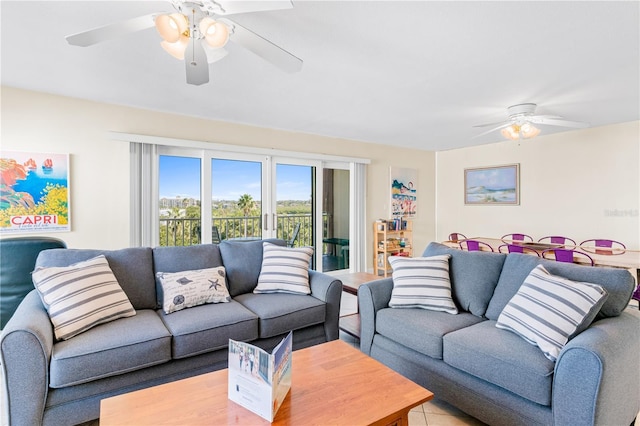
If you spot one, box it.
[500,122,541,140]
[520,122,541,139]
[199,17,229,48]
[501,125,521,141]
[161,35,189,60]
[155,13,188,43]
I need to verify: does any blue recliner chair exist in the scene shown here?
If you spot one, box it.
[0,236,67,329]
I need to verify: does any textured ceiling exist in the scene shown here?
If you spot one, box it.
[1,1,639,151]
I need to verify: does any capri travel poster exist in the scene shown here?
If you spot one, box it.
[0,151,70,233]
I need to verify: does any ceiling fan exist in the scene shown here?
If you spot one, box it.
[65,0,303,86]
[473,103,589,140]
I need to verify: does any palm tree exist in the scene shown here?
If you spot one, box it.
[237,194,256,237]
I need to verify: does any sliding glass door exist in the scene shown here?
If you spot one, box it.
[156,149,329,269]
[210,157,263,242]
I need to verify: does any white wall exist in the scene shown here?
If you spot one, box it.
[1,87,436,270]
[436,121,640,249]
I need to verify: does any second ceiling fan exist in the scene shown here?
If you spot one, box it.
[65,0,303,85]
[474,103,589,140]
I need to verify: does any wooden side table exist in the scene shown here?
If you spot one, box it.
[334,272,381,338]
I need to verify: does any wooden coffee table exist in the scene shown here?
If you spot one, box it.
[100,340,433,425]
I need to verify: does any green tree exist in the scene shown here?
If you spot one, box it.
[237,194,256,237]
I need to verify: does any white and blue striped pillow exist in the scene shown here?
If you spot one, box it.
[32,255,136,340]
[388,254,458,314]
[254,243,313,294]
[496,264,608,361]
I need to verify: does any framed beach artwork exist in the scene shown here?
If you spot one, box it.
[390,167,417,218]
[464,164,519,205]
[0,151,71,233]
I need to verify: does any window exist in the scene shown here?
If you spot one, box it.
[125,133,368,272]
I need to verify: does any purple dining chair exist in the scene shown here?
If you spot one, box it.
[459,240,494,252]
[579,239,626,255]
[541,248,594,266]
[632,285,640,310]
[498,244,540,257]
[501,233,534,243]
[538,235,576,247]
[448,232,467,242]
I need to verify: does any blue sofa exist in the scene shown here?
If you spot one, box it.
[359,242,639,426]
[0,239,342,425]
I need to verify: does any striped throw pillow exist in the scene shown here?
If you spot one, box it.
[254,243,313,294]
[388,255,458,314]
[496,264,608,361]
[32,255,136,341]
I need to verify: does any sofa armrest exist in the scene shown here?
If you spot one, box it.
[553,309,640,426]
[308,270,343,341]
[0,290,54,426]
[358,278,393,355]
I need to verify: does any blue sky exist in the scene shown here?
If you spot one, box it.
[159,156,312,201]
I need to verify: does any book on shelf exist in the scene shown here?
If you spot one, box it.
[228,331,292,421]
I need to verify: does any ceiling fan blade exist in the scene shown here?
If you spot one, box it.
[224,19,303,73]
[473,120,510,128]
[209,1,293,16]
[528,117,589,128]
[65,14,156,47]
[472,122,513,139]
[185,38,209,85]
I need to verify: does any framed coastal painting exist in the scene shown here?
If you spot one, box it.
[0,151,71,233]
[390,167,417,218]
[464,164,519,205]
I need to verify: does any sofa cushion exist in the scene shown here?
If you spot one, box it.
[49,310,171,388]
[234,293,325,339]
[376,308,484,359]
[443,320,555,406]
[158,300,259,359]
[496,265,608,361]
[388,254,458,314]
[254,242,313,294]
[423,242,506,317]
[219,239,286,297]
[32,255,136,341]
[152,244,223,308]
[35,247,156,309]
[156,266,231,314]
[485,253,634,321]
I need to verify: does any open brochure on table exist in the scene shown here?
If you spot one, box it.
[228,331,292,422]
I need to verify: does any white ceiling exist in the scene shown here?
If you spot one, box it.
[2,1,639,151]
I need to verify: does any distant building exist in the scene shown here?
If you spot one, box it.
[159,196,200,208]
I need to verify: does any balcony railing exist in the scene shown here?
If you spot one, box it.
[158,214,324,247]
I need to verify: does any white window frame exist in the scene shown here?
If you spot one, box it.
[120,132,369,272]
